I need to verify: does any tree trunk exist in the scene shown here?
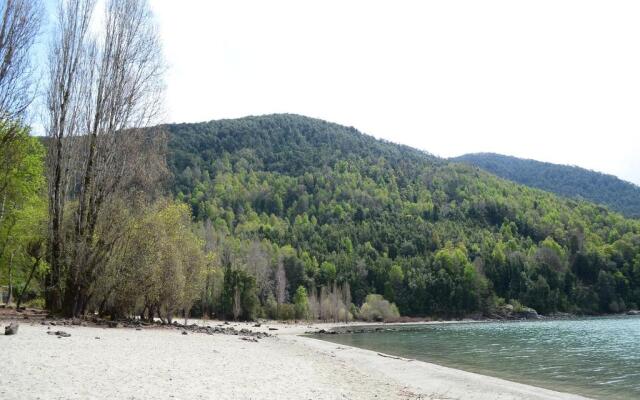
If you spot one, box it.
[98,296,108,317]
[46,134,65,313]
[16,257,39,309]
[203,273,210,317]
[61,275,86,317]
[0,192,5,226]
[7,251,14,305]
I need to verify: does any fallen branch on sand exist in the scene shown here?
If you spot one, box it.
[377,352,413,361]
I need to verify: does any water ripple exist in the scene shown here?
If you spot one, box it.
[317,316,640,400]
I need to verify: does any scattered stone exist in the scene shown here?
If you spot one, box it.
[253,323,261,327]
[47,330,71,337]
[95,336,100,339]
[136,327,142,331]
[548,312,572,319]
[627,310,640,316]
[164,322,272,339]
[240,336,258,343]
[4,323,19,335]
[514,307,539,319]
[495,304,540,320]
[268,327,278,331]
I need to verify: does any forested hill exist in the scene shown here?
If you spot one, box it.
[452,153,640,218]
[168,114,440,182]
[164,114,640,317]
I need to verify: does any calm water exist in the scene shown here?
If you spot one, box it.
[314,316,640,399]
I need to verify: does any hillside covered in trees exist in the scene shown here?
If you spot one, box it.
[165,114,640,318]
[452,153,640,218]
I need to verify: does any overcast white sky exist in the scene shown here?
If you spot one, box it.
[148,0,640,185]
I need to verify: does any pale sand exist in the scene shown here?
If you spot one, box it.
[1,320,590,400]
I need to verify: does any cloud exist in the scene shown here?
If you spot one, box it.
[151,0,640,185]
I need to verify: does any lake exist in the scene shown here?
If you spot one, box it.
[314,316,640,400]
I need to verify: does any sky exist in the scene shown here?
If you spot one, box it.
[72,1,640,184]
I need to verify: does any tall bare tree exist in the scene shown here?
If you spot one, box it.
[45,0,165,316]
[44,0,94,312]
[246,240,272,302]
[275,256,287,305]
[0,0,42,123]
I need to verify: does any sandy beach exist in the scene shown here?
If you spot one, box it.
[1,319,590,400]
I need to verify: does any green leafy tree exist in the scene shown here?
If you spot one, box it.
[319,261,337,285]
[0,124,46,305]
[293,285,309,320]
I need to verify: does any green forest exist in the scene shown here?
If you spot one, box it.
[165,114,640,317]
[453,152,640,218]
[3,113,640,320]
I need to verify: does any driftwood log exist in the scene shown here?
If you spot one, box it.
[377,352,413,361]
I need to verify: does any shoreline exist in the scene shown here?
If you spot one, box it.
[294,334,590,400]
[2,318,592,399]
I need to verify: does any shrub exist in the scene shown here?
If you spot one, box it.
[264,294,278,319]
[278,303,295,320]
[25,297,45,309]
[359,294,400,322]
[349,303,360,320]
[338,307,353,322]
[509,299,525,313]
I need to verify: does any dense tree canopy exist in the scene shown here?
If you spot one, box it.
[163,114,640,317]
[453,152,640,218]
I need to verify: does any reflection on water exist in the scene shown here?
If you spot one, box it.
[314,316,640,400]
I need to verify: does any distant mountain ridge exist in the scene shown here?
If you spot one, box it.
[452,153,640,218]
